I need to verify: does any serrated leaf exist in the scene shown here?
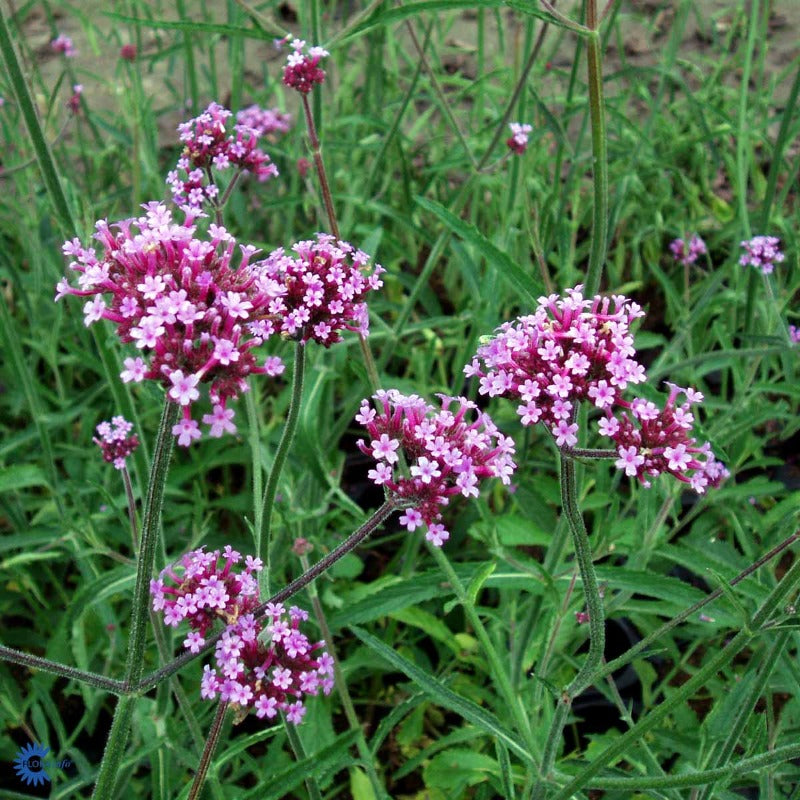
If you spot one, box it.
[415,196,542,304]
[351,626,534,766]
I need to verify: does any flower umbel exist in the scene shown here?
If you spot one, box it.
[94,416,139,470]
[669,234,706,266]
[466,285,728,494]
[51,34,76,57]
[282,39,329,94]
[250,233,385,346]
[506,122,532,155]
[167,102,278,214]
[600,384,730,493]
[739,235,784,275]
[56,203,285,444]
[465,285,646,440]
[236,105,292,138]
[150,546,263,650]
[356,390,517,545]
[151,548,332,723]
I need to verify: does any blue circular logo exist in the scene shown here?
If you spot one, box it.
[13,742,51,786]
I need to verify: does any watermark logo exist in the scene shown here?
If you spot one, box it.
[12,742,73,787]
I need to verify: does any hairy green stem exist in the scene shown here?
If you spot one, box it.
[188,702,230,800]
[584,27,608,295]
[533,454,605,797]
[260,341,306,593]
[300,94,381,393]
[302,554,388,798]
[284,715,323,800]
[576,742,800,791]
[550,556,800,799]
[429,545,539,765]
[599,530,799,681]
[92,400,178,799]
[0,645,126,693]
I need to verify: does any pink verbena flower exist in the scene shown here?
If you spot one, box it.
[250,233,385,346]
[150,546,263,646]
[67,84,83,115]
[56,203,285,445]
[204,606,332,722]
[507,122,532,155]
[599,383,729,493]
[739,235,784,275]
[465,285,646,442]
[51,34,76,57]
[236,105,292,137]
[669,234,706,266]
[282,39,328,94]
[166,102,278,214]
[789,324,800,344]
[93,416,139,470]
[356,390,517,545]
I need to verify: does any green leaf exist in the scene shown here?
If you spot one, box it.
[0,463,49,492]
[339,0,503,42]
[389,607,461,655]
[247,729,359,799]
[466,562,496,606]
[414,196,542,304]
[424,749,498,789]
[350,626,534,766]
[350,767,377,800]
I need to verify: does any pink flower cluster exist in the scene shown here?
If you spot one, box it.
[249,233,385,346]
[151,547,333,723]
[465,286,647,449]
[356,390,517,546]
[282,39,328,94]
[93,416,139,470]
[790,324,799,344]
[51,34,76,57]
[507,122,532,155]
[55,203,285,445]
[166,102,278,213]
[236,105,292,137]
[669,234,706,266]
[739,235,784,275]
[200,603,333,722]
[465,285,728,493]
[600,384,729,493]
[151,546,263,650]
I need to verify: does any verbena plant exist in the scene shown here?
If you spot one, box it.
[0,1,798,798]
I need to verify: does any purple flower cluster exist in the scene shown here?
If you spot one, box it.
[151,547,333,723]
[151,546,263,650]
[790,324,799,344]
[669,234,706,266]
[739,235,784,275]
[51,34,76,57]
[507,122,532,155]
[249,233,385,346]
[601,384,729,493]
[56,203,285,445]
[282,39,328,94]
[356,390,517,545]
[200,604,333,722]
[466,285,727,493]
[236,105,292,138]
[166,102,278,214]
[93,416,139,470]
[465,286,647,448]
